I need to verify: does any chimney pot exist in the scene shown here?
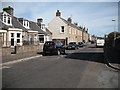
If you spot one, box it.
[56,10,61,17]
[3,6,14,16]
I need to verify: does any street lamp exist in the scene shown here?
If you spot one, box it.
[112,19,116,47]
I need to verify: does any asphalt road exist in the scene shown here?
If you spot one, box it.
[2,44,119,88]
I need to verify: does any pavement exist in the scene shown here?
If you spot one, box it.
[2,51,42,64]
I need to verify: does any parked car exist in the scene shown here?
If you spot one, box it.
[66,42,79,50]
[43,41,66,55]
[78,42,84,47]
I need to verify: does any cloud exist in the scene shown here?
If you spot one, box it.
[1,2,118,37]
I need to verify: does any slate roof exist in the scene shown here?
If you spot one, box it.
[12,16,28,31]
[46,28,52,35]
[60,17,83,31]
[0,19,13,30]
[29,21,48,35]
[0,12,3,20]
[0,11,52,35]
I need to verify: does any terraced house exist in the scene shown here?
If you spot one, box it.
[0,6,52,55]
[48,10,89,45]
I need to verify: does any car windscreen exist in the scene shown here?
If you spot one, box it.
[56,42,63,47]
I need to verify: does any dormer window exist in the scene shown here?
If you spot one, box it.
[8,17,10,24]
[23,20,29,29]
[27,22,28,26]
[3,15,6,23]
[3,12,12,25]
[24,21,25,26]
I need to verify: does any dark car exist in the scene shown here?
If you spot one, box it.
[43,41,66,55]
[66,42,79,50]
[78,42,84,47]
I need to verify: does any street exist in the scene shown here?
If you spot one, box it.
[2,44,119,88]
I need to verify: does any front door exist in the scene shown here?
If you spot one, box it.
[11,38,14,46]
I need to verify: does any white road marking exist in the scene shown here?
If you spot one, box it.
[0,65,10,69]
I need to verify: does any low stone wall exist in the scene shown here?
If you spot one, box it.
[2,47,11,56]
[15,45,43,54]
[104,46,120,63]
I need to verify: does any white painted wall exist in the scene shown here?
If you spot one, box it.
[48,17,68,39]
[8,28,22,47]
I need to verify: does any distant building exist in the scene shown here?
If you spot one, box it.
[48,10,84,45]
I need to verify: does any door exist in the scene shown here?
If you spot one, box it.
[11,38,14,46]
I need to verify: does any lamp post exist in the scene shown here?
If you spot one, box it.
[112,19,116,47]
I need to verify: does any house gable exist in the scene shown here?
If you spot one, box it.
[48,17,67,32]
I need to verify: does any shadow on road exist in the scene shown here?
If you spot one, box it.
[65,51,119,64]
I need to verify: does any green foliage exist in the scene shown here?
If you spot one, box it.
[105,32,120,49]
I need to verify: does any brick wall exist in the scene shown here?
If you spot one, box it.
[15,45,43,54]
[2,47,11,56]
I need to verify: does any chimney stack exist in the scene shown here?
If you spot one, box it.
[56,10,61,17]
[3,6,14,16]
[67,17,72,23]
[37,18,43,28]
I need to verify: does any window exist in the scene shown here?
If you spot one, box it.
[39,35,44,43]
[11,33,14,37]
[24,21,25,26]
[17,33,20,38]
[17,39,20,43]
[4,15,6,23]
[8,17,10,24]
[27,22,28,26]
[75,30,76,35]
[61,26,64,33]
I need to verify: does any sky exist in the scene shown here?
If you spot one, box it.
[1,1,119,37]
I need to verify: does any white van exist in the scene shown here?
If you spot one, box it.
[96,38,105,47]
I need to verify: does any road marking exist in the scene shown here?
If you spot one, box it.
[0,65,10,69]
[1,55,42,66]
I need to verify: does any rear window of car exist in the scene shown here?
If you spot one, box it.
[56,42,63,46]
[69,42,76,44]
[45,41,54,45]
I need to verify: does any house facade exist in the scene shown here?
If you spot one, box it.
[82,28,89,43]
[0,6,52,48]
[0,8,23,47]
[36,18,52,44]
[48,10,85,45]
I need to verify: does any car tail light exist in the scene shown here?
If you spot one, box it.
[54,42,56,48]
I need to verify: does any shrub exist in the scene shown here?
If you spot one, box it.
[105,32,120,50]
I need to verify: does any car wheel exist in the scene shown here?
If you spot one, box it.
[75,47,77,50]
[57,50,60,55]
[63,49,66,54]
[43,52,47,56]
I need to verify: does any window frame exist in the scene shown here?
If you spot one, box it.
[60,26,65,33]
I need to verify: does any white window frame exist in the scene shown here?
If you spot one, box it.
[60,26,65,33]
[3,13,12,25]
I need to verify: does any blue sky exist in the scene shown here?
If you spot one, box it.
[1,1,119,37]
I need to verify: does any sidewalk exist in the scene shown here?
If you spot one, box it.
[2,51,42,63]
